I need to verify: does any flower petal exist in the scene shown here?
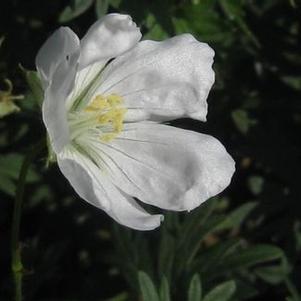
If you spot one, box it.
[57,146,163,230]
[36,27,80,88]
[96,34,215,122]
[66,61,104,111]
[79,14,142,70]
[36,27,80,153]
[85,123,235,211]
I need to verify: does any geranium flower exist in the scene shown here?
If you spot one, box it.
[36,14,235,230]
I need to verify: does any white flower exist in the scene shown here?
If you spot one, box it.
[36,14,235,230]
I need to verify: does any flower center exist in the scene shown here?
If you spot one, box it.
[68,94,126,142]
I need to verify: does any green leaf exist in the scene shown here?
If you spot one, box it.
[181,2,231,44]
[289,0,297,8]
[135,236,154,277]
[247,176,264,195]
[281,76,301,90]
[59,0,94,23]
[178,198,218,249]
[158,230,175,281]
[203,281,236,301]
[231,109,257,134]
[213,202,257,231]
[143,14,168,40]
[188,274,202,301]
[109,0,121,8]
[0,153,39,195]
[178,201,256,271]
[186,215,226,266]
[255,265,290,284]
[172,18,190,34]
[0,153,38,182]
[0,174,16,196]
[104,292,129,301]
[159,277,170,301]
[112,225,139,290]
[234,280,258,300]
[193,239,241,275]
[219,0,260,47]
[219,0,243,20]
[175,199,219,273]
[95,0,109,19]
[218,245,286,271]
[138,271,160,301]
[0,36,4,48]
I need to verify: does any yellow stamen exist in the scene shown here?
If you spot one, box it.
[85,94,126,142]
[85,95,109,112]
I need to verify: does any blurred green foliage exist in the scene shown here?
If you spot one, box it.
[0,0,300,300]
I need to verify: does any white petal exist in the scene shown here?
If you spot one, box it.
[57,147,163,230]
[79,14,142,70]
[66,61,104,111]
[36,27,80,88]
[37,28,80,153]
[86,123,235,211]
[96,34,215,122]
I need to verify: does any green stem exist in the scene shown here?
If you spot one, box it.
[285,277,300,301]
[11,140,45,301]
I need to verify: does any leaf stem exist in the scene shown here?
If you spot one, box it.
[11,140,45,301]
[285,277,301,301]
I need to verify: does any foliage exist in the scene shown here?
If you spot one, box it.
[0,0,300,300]
[113,199,290,300]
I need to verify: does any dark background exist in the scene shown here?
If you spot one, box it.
[0,0,300,300]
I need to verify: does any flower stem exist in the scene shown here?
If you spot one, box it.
[11,140,45,301]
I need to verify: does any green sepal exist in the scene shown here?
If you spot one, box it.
[46,135,57,166]
[19,64,43,108]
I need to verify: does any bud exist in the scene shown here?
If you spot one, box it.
[0,79,24,118]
